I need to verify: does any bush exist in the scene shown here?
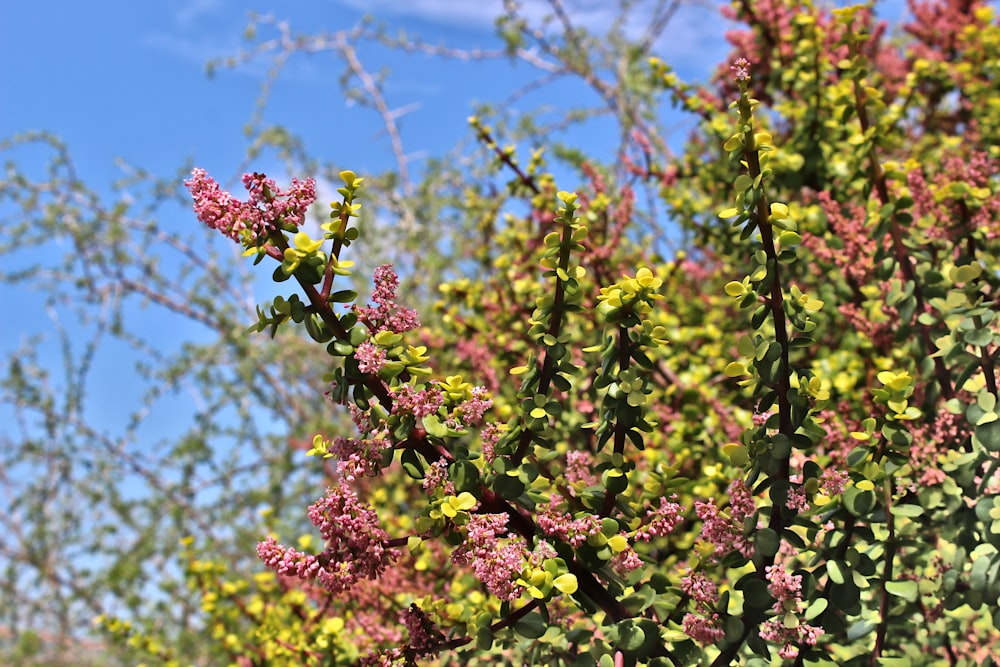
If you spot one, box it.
[9,1,1000,665]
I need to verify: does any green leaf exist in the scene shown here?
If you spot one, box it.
[975,420,1000,451]
[847,620,876,641]
[827,560,845,585]
[889,503,923,518]
[422,414,449,438]
[401,448,425,479]
[884,580,918,602]
[755,528,780,557]
[742,577,771,609]
[476,626,493,651]
[804,597,828,621]
[513,612,547,638]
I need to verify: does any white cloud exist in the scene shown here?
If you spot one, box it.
[172,0,226,26]
[332,0,507,30]
[328,0,732,79]
[140,31,239,65]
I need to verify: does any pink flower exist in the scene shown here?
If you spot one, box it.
[731,57,751,82]
[354,264,420,334]
[391,383,445,419]
[757,564,823,657]
[401,604,443,659]
[327,435,392,481]
[682,612,725,645]
[451,513,527,601]
[480,423,503,464]
[636,495,684,541]
[611,542,643,575]
[695,479,755,561]
[536,494,601,548]
[257,483,397,594]
[421,459,455,495]
[681,571,719,607]
[451,386,493,427]
[355,340,387,375]
[820,468,849,497]
[786,486,810,513]
[185,168,316,242]
[564,450,597,488]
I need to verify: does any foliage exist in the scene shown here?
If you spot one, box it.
[4,0,1000,665]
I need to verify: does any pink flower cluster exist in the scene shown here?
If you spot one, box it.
[355,341,387,375]
[564,450,597,488]
[611,541,643,575]
[804,191,880,286]
[785,485,810,513]
[636,495,684,541]
[480,423,503,463]
[257,483,397,594]
[421,459,455,495]
[354,264,420,334]
[400,604,443,659]
[695,479,755,561]
[731,57,751,82]
[451,513,527,601]
[758,565,823,659]
[391,384,445,419]
[327,435,392,481]
[820,468,849,497]
[681,571,725,645]
[908,151,1000,242]
[185,168,316,242]
[446,385,493,429]
[536,494,601,547]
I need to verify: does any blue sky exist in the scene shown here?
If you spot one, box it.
[0,0,731,191]
[0,0,736,432]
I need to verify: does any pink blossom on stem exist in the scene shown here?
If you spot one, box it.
[391,383,444,419]
[451,513,527,601]
[820,468,849,497]
[354,264,420,334]
[682,612,725,645]
[185,168,315,242]
[242,172,317,227]
[680,569,726,645]
[536,494,601,548]
[612,542,643,575]
[401,604,444,659]
[786,485,810,513]
[636,495,684,541]
[564,450,597,488]
[450,385,493,427]
[731,57,751,82]
[480,423,502,464]
[257,483,397,594]
[421,458,455,496]
[681,571,719,607]
[355,340,387,375]
[695,479,755,561]
[528,539,557,566]
[758,564,823,659]
[328,435,392,481]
